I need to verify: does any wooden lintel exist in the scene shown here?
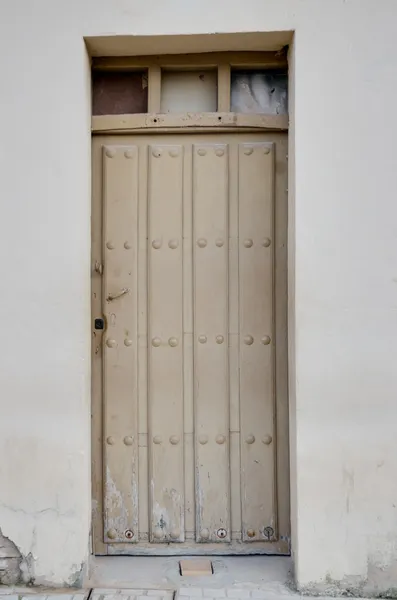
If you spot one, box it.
[92,112,288,133]
[92,51,288,71]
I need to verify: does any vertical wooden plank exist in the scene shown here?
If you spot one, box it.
[182,142,195,542]
[91,136,107,554]
[103,144,139,544]
[148,143,185,543]
[193,143,230,543]
[148,65,161,113]
[137,140,149,542]
[238,141,276,542]
[228,140,242,541]
[218,64,231,112]
[273,135,290,546]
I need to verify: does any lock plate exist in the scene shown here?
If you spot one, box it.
[94,318,104,330]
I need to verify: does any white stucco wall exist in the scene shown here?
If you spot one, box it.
[0,0,396,592]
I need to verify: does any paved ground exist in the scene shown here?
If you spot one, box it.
[0,595,88,600]
[0,556,366,600]
[178,587,291,600]
[0,556,295,600]
[91,589,174,600]
[0,590,285,600]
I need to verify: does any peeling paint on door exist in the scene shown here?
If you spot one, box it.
[94,132,289,554]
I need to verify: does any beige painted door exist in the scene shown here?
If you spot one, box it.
[92,132,289,555]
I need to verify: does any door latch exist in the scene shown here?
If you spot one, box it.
[106,288,130,302]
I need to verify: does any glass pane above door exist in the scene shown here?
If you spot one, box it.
[92,71,148,115]
[231,70,288,115]
[161,70,217,113]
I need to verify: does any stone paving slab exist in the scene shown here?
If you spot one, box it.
[0,589,371,600]
[178,589,277,600]
[91,590,282,600]
[0,590,174,600]
[90,590,174,600]
[0,595,88,600]
[0,587,288,600]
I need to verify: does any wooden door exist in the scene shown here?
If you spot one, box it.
[91,132,289,555]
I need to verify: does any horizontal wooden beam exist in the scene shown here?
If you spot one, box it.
[92,51,288,71]
[91,112,288,133]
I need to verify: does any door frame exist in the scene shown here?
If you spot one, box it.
[91,50,289,556]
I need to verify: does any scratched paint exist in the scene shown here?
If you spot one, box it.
[100,134,287,553]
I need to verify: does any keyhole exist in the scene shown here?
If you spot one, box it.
[263,526,274,540]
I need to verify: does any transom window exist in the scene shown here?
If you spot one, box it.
[91,51,288,116]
